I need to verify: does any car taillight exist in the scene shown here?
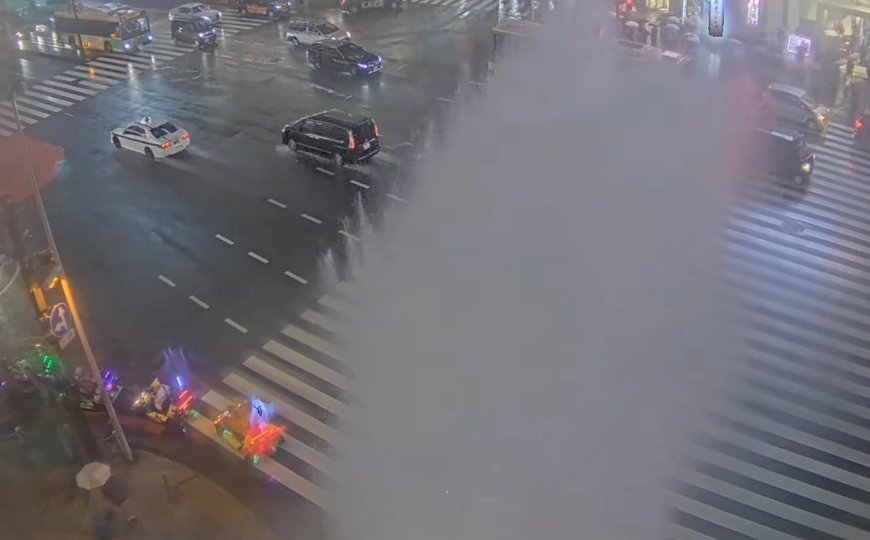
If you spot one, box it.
[340,0,346,4]
[856,118,864,130]
[374,122,380,137]
[182,132,190,140]
[348,134,356,149]
[161,141,171,149]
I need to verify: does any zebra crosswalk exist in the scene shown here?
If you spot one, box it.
[672,120,870,539]
[182,119,870,533]
[189,281,359,512]
[0,13,269,138]
[407,0,500,17]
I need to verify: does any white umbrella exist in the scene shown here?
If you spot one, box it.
[77,462,111,490]
[667,15,681,24]
[624,20,639,28]
[685,32,700,43]
[665,23,680,31]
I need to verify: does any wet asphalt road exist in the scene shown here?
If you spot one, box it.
[10,2,496,379]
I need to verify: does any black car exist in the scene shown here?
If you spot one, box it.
[746,127,814,186]
[307,40,383,75]
[281,110,381,168]
[171,18,217,47]
[233,0,291,18]
[340,0,404,13]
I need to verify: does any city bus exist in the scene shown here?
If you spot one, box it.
[52,2,152,53]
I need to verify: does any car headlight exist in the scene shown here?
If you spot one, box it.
[358,62,368,69]
[198,32,204,37]
[816,114,825,123]
[800,162,812,173]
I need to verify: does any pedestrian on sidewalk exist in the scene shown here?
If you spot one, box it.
[91,507,121,540]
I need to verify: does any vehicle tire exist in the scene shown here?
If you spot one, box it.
[288,139,297,151]
[104,41,112,53]
[793,175,806,186]
[112,136,121,149]
[312,57,321,69]
[289,36,300,47]
[144,147,154,160]
[173,37,180,45]
[805,118,819,131]
[332,153,344,169]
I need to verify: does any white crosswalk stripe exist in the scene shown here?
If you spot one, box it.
[0,101,49,119]
[669,125,870,538]
[41,79,98,96]
[408,0,498,12]
[0,106,38,124]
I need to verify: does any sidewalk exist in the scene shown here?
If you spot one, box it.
[0,250,43,357]
[0,446,279,540]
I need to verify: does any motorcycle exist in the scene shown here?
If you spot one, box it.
[74,369,123,412]
[129,377,196,425]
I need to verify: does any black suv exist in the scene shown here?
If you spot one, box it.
[746,127,814,186]
[307,40,383,76]
[282,110,381,168]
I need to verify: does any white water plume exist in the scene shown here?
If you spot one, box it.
[330,19,737,540]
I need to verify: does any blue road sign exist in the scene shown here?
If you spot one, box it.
[49,303,74,339]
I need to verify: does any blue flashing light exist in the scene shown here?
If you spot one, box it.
[176,375,184,389]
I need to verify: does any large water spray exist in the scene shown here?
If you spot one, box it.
[330,20,736,540]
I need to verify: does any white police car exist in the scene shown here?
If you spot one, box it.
[110,117,190,159]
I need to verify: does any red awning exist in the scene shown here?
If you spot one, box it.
[0,135,65,203]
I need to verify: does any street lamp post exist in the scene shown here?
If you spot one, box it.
[8,92,134,463]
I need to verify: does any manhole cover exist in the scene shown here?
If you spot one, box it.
[781,219,805,235]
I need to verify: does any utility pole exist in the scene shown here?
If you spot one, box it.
[8,88,133,463]
[70,0,85,58]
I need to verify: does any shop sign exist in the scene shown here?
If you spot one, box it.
[709,0,724,37]
[747,0,759,25]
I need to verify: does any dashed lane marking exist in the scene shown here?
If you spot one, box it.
[215,234,235,246]
[247,251,269,264]
[386,193,407,203]
[267,198,287,209]
[300,213,322,225]
[158,275,176,287]
[338,230,360,241]
[284,270,308,285]
[188,295,210,309]
[315,167,336,176]
[224,318,248,334]
[436,96,454,103]
[349,180,369,189]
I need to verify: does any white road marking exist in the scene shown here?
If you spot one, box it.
[338,230,359,241]
[386,193,407,203]
[284,270,308,284]
[248,251,269,264]
[15,96,61,113]
[282,324,343,362]
[188,295,210,309]
[77,80,109,90]
[300,309,343,335]
[310,83,336,94]
[263,339,351,390]
[335,280,358,299]
[63,69,119,85]
[349,180,369,189]
[267,198,287,209]
[42,79,98,96]
[469,80,485,87]
[0,107,36,124]
[215,234,235,246]
[300,213,322,224]
[318,294,355,315]
[436,96,454,103]
[224,318,248,334]
[24,90,73,107]
[315,167,336,176]
[53,75,77,82]
[157,275,176,287]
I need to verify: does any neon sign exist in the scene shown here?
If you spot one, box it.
[747,0,759,25]
[709,0,724,37]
